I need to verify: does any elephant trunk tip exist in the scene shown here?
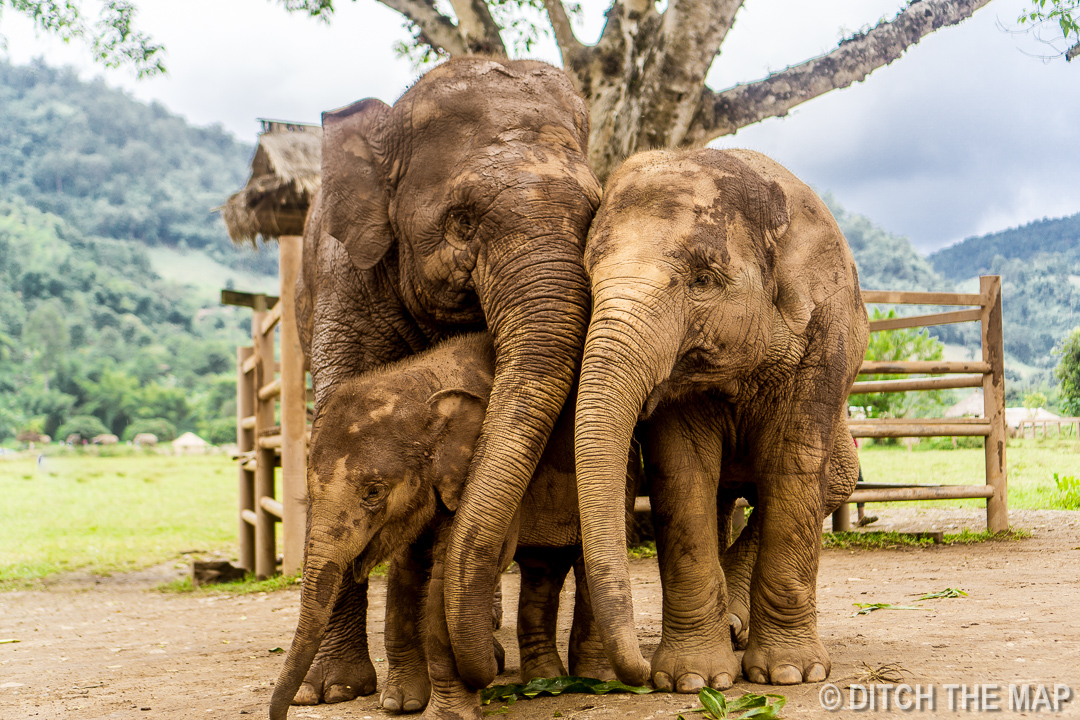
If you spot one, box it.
[269,689,292,720]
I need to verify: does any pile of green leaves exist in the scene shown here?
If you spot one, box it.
[678,688,786,720]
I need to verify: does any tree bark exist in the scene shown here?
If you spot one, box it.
[372,0,992,179]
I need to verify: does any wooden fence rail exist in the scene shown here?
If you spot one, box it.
[1015,418,1080,439]
[835,275,1008,533]
[226,235,308,580]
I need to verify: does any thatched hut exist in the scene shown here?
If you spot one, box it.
[221,120,321,244]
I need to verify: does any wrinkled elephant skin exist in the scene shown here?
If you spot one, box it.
[269,334,619,720]
[290,57,599,706]
[574,149,869,691]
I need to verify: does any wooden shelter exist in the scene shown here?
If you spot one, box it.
[221,119,319,578]
[221,120,322,244]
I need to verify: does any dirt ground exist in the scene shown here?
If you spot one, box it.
[3,507,1080,720]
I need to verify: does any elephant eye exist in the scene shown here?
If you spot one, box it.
[444,209,478,249]
[361,483,389,506]
[688,271,721,298]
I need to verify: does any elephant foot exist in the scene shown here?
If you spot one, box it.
[419,688,483,720]
[294,650,377,705]
[742,637,830,686]
[520,647,566,682]
[570,655,616,682]
[650,637,739,693]
[381,663,431,714]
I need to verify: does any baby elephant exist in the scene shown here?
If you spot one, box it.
[270,333,621,720]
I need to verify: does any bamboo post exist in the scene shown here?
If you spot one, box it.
[278,236,308,576]
[253,295,278,579]
[237,346,256,572]
[981,276,1008,532]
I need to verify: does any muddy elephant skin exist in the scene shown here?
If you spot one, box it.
[270,334,620,720]
[291,56,601,705]
[573,149,869,691]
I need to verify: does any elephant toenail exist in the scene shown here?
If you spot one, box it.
[771,664,802,685]
[653,672,673,691]
[728,614,742,635]
[676,674,705,693]
[381,696,401,712]
[711,673,733,690]
[746,667,768,685]
[403,699,423,712]
[807,663,828,683]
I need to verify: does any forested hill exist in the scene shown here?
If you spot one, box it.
[0,58,271,274]
[928,213,1080,280]
[0,59,274,445]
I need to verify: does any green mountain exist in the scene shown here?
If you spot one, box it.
[0,59,277,444]
[928,214,1080,384]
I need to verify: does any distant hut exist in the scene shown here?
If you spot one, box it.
[172,432,210,455]
[220,120,322,245]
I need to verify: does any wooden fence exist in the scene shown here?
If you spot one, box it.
[834,275,1008,533]
[227,235,308,579]
[227,266,1008,575]
[1015,418,1080,439]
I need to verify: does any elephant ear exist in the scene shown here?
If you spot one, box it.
[771,189,844,336]
[426,388,488,512]
[321,98,394,271]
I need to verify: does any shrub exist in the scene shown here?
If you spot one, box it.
[1054,473,1080,509]
[56,415,110,443]
[199,417,236,446]
[122,418,177,443]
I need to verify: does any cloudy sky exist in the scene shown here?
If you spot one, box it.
[3,0,1077,253]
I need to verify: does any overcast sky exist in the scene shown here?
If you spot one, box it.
[3,0,1077,254]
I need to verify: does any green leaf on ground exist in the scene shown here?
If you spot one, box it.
[918,587,968,600]
[677,689,786,719]
[480,676,654,705]
[853,602,927,616]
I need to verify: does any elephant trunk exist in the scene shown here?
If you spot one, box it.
[446,233,591,689]
[269,527,352,720]
[574,273,679,687]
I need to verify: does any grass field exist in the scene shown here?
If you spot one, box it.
[1,437,1078,589]
[858,436,1080,510]
[0,452,240,589]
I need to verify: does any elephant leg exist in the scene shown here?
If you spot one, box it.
[293,577,378,705]
[568,554,615,680]
[741,426,831,686]
[515,546,574,681]
[422,521,483,720]
[824,424,860,516]
[382,539,434,714]
[720,504,760,650]
[643,408,738,693]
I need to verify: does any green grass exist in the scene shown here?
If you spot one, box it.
[857,438,1080,510]
[158,571,302,595]
[823,528,1031,550]
[0,453,240,589]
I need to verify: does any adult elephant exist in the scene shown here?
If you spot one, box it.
[289,57,600,706]
[574,149,868,691]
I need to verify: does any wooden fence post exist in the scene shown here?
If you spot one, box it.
[981,276,1008,532]
[278,236,308,576]
[253,296,278,579]
[237,346,255,573]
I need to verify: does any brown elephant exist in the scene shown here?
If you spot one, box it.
[573,149,868,691]
[270,334,625,720]
[292,57,600,705]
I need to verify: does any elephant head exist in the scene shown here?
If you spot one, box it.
[301,57,601,688]
[270,336,496,718]
[573,149,867,684]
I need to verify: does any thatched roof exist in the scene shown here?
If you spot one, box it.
[221,120,322,245]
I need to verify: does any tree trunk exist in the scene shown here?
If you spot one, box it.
[368,0,993,182]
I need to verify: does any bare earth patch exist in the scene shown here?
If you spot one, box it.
[2,508,1080,719]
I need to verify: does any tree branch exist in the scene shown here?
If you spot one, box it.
[377,0,469,55]
[445,0,507,54]
[542,0,582,64]
[1068,39,1079,60]
[684,0,993,146]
